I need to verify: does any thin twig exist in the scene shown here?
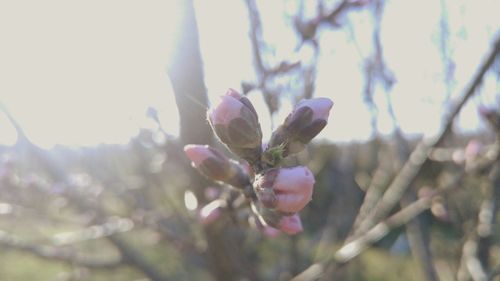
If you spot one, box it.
[352,35,500,238]
[291,34,500,281]
[291,171,463,281]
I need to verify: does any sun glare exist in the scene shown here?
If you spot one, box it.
[0,1,180,148]
[0,0,495,148]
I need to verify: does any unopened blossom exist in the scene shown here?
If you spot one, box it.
[277,214,303,235]
[254,166,315,213]
[184,144,250,188]
[268,98,333,157]
[208,89,262,163]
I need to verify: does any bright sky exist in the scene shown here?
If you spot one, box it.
[0,0,498,148]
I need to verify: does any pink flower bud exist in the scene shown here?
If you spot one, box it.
[208,89,262,163]
[277,214,303,235]
[199,201,223,225]
[295,98,333,122]
[184,144,230,180]
[184,145,250,187]
[269,98,333,157]
[209,95,244,126]
[184,144,218,167]
[254,166,315,213]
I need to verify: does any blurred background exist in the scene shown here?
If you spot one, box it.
[0,0,499,280]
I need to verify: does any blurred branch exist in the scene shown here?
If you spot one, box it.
[0,102,28,145]
[0,107,171,281]
[0,230,122,269]
[459,140,500,281]
[65,194,171,281]
[322,0,368,27]
[244,0,368,110]
[458,240,488,281]
[245,0,265,76]
[292,171,464,281]
[361,0,395,138]
[392,124,439,281]
[357,1,437,278]
[352,34,500,238]
[292,34,500,281]
[477,159,500,270]
[107,235,170,281]
[244,0,302,115]
[351,162,393,231]
[51,218,134,246]
[438,0,455,101]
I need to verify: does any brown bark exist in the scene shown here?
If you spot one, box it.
[166,1,258,280]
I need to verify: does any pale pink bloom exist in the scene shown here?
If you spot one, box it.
[277,214,303,235]
[254,166,315,212]
[184,144,218,167]
[199,201,223,225]
[209,94,244,126]
[274,167,315,213]
[294,98,333,122]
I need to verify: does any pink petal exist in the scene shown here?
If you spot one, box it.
[209,95,244,126]
[183,145,215,167]
[274,167,315,213]
[296,98,333,121]
[278,214,303,235]
[225,88,243,100]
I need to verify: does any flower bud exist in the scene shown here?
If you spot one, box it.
[208,89,262,164]
[277,214,303,235]
[268,98,333,157]
[184,145,250,188]
[254,166,315,213]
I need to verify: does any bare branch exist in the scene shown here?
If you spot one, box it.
[353,35,500,238]
[292,34,500,281]
[291,171,464,281]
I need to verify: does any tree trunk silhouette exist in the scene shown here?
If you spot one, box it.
[167,1,258,280]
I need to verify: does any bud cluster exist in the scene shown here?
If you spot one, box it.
[184,88,333,235]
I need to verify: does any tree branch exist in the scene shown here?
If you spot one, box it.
[0,230,122,269]
[352,34,500,238]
